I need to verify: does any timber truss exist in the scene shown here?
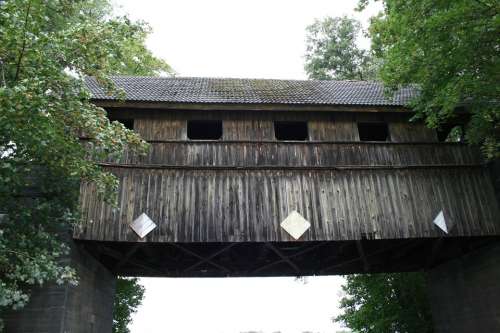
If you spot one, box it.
[78,236,500,277]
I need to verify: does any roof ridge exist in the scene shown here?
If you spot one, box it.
[102,75,384,84]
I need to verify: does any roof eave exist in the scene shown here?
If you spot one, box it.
[91,99,413,113]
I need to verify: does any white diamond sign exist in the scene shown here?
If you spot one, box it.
[433,210,448,234]
[129,213,157,238]
[281,210,311,240]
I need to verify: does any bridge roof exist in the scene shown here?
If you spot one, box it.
[85,76,419,107]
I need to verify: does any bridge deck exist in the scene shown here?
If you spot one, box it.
[78,237,500,277]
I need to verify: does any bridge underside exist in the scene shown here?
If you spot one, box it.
[78,236,499,277]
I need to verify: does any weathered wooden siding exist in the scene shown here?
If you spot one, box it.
[133,113,185,141]
[76,166,499,242]
[107,109,437,142]
[308,113,358,141]
[223,119,274,141]
[74,108,499,244]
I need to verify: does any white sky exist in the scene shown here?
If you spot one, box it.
[113,1,383,332]
[130,276,347,333]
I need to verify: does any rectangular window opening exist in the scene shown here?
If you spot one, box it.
[187,120,222,140]
[357,122,389,141]
[274,121,308,141]
[110,118,134,130]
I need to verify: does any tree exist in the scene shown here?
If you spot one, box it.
[304,16,377,80]
[113,277,145,333]
[0,0,170,329]
[335,273,434,333]
[362,0,499,158]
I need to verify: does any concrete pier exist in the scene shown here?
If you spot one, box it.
[427,243,500,333]
[2,240,116,333]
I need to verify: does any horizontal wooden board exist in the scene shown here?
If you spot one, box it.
[75,166,500,243]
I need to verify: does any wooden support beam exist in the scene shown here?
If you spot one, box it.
[183,243,236,272]
[320,241,409,274]
[99,245,163,275]
[288,242,328,259]
[265,243,300,274]
[171,243,231,273]
[390,239,422,260]
[319,242,350,264]
[426,238,444,269]
[356,240,370,272]
[252,259,285,274]
[253,242,326,274]
[97,162,483,171]
[113,244,142,272]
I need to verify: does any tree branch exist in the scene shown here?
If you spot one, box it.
[14,0,33,82]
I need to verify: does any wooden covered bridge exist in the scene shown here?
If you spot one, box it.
[6,77,500,332]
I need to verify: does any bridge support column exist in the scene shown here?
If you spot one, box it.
[2,239,116,333]
[427,243,500,333]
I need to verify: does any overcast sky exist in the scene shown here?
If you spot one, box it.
[113,1,382,332]
[114,0,382,80]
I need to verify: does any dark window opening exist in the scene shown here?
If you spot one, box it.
[357,122,389,141]
[187,120,222,140]
[110,118,134,130]
[437,124,464,142]
[274,121,308,141]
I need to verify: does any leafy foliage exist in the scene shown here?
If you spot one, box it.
[113,277,145,333]
[305,16,377,80]
[304,5,494,333]
[364,0,500,158]
[0,0,169,328]
[335,273,434,333]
